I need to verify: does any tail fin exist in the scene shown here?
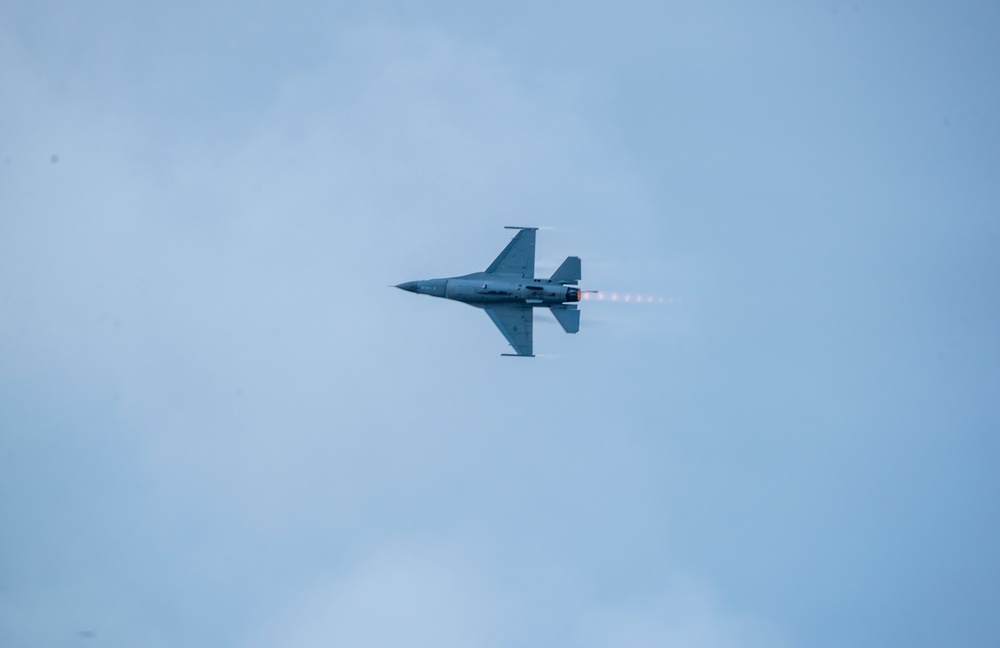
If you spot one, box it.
[550,305,580,333]
[550,256,581,284]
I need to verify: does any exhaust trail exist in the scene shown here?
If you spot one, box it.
[581,291,678,304]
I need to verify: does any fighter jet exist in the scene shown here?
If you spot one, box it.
[396,227,586,357]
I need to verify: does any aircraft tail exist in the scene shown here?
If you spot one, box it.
[550,305,580,334]
[549,256,581,284]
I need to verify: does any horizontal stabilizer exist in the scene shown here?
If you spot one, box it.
[550,256,581,284]
[550,305,580,334]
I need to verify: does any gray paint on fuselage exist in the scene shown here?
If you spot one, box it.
[447,274,574,306]
[398,274,576,307]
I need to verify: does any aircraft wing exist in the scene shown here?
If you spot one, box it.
[485,304,533,356]
[485,227,536,278]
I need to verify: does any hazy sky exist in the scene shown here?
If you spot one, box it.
[2,1,999,646]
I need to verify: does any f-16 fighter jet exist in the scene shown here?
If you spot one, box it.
[396,227,586,357]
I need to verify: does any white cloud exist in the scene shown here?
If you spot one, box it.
[244,546,508,648]
[245,547,784,648]
[575,580,786,648]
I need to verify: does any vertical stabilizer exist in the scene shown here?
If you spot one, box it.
[550,256,581,284]
[550,305,580,333]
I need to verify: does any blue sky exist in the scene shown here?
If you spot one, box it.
[2,1,999,646]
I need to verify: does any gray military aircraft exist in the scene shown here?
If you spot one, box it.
[396,227,586,357]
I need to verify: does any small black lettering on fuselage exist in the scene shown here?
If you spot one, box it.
[438,277,576,305]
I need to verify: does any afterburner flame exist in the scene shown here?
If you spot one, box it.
[581,290,675,305]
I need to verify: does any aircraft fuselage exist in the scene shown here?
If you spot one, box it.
[397,273,581,306]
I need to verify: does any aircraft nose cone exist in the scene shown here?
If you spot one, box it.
[396,281,419,293]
